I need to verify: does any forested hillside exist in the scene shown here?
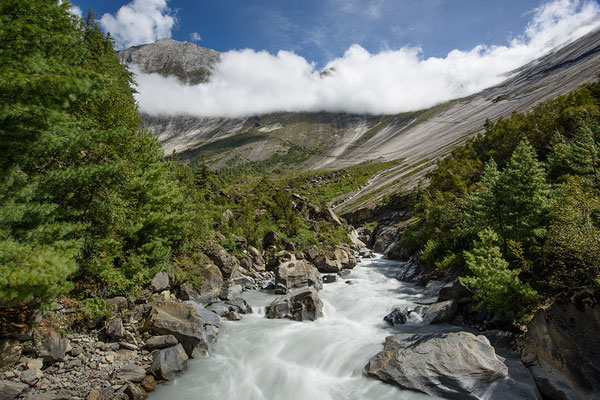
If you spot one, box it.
[401,81,600,321]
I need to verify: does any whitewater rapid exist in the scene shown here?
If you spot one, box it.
[150,255,447,400]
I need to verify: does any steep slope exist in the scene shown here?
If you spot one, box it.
[119,29,600,212]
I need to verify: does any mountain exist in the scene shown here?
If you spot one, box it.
[118,30,600,214]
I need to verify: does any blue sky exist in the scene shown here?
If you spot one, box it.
[68,0,600,117]
[73,0,547,66]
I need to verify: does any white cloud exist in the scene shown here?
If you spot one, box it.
[68,4,83,18]
[100,0,176,49]
[189,32,202,42]
[134,0,600,118]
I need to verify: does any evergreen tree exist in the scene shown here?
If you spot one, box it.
[461,229,537,321]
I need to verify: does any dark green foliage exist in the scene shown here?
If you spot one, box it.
[461,229,537,322]
[0,0,208,304]
[403,80,600,320]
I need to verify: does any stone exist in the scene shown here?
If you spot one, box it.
[20,368,43,386]
[232,275,255,290]
[106,296,128,312]
[265,288,323,321]
[112,363,146,383]
[218,284,243,301]
[140,375,155,392]
[149,270,170,292]
[224,298,252,315]
[205,241,240,280]
[422,300,458,324]
[124,382,148,400]
[438,279,474,304]
[383,308,408,325]
[205,303,230,317]
[226,310,241,321]
[322,274,337,283]
[178,282,201,302]
[522,288,600,400]
[38,331,69,362]
[182,301,223,326]
[68,346,82,356]
[140,300,209,358]
[248,246,265,271]
[26,358,43,370]
[150,344,188,381]
[106,317,125,340]
[195,263,224,306]
[334,245,356,270]
[263,231,280,248]
[365,332,509,400]
[145,335,179,349]
[273,258,322,294]
[0,340,22,370]
[116,350,138,361]
[0,380,28,399]
[337,269,351,278]
[87,390,100,400]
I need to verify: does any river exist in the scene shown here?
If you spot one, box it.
[150,255,450,400]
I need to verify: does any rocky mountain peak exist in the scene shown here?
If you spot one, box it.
[118,39,220,84]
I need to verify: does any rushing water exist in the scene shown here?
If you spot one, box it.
[151,255,449,400]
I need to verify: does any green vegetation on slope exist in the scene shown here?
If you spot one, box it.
[401,81,600,321]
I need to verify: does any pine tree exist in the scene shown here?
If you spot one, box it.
[461,229,537,320]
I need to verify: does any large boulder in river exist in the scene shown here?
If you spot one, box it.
[303,245,356,273]
[140,300,209,358]
[265,288,323,321]
[522,288,600,400]
[195,263,223,305]
[205,241,240,280]
[151,344,188,381]
[422,300,457,324]
[273,256,322,294]
[365,332,511,400]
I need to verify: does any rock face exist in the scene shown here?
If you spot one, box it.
[140,301,208,357]
[273,255,322,294]
[522,288,600,400]
[265,288,323,321]
[422,300,458,324]
[151,344,188,381]
[118,38,220,84]
[365,332,509,400]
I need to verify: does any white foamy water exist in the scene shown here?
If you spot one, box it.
[150,255,446,400]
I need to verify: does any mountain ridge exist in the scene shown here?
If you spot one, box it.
[119,29,600,213]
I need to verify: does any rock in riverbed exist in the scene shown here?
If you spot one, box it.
[266,287,323,321]
[365,332,527,400]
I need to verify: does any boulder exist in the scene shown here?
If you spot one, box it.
[247,246,265,271]
[218,284,243,301]
[140,300,209,358]
[0,380,28,399]
[124,382,147,400]
[383,308,408,325]
[265,288,323,321]
[106,317,125,340]
[0,340,21,370]
[195,263,223,306]
[205,242,240,280]
[149,271,170,292]
[334,245,356,270]
[20,368,43,386]
[37,330,69,362]
[145,335,179,349]
[273,258,322,294]
[383,240,411,261]
[365,332,509,400]
[263,231,280,248]
[439,279,474,304]
[266,251,294,270]
[323,274,337,284]
[422,300,458,324]
[224,298,252,314]
[205,303,230,317]
[151,344,188,381]
[522,288,600,400]
[113,363,146,383]
[182,301,223,326]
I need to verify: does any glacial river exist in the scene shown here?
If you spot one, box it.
[150,255,448,400]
